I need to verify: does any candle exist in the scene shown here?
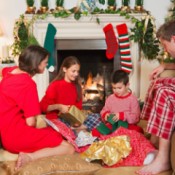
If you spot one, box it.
[2,45,9,58]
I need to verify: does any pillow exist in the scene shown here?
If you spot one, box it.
[1,154,101,175]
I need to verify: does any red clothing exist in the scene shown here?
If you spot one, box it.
[141,77,175,140]
[100,92,140,124]
[0,67,63,153]
[40,79,82,119]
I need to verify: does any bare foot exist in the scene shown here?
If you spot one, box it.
[136,157,171,175]
[16,152,32,170]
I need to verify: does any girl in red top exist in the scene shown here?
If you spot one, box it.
[40,56,82,120]
[0,45,74,169]
[40,56,103,133]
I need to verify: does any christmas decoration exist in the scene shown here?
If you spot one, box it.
[77,0,96,13]
[121,0,130,12]
[13,2,159,62]
[44,23,57,71]
[103,23,118,59]
[25,0,36,14]
[55,0,64,11]
[107,0,116,10]
[165,0,175,21]
[116,23,132,73]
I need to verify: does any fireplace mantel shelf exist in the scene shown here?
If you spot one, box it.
[26,13,146,42]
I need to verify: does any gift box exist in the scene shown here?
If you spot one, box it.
[59,105,87,127]
[96,114,128,135]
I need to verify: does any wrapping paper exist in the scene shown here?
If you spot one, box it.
[81,135,131,166]
[75,131,97,147]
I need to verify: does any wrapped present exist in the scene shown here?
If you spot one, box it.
[81,135,132,166]
[96,115,128,135]
[59,105,87,127]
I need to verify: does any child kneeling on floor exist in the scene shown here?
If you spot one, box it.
[75,69,143,136]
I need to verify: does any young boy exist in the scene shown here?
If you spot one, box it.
[90,69,142,136]
[100,69,140,125]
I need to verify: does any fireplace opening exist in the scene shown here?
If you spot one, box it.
[55,50,114,112]
[54,39,119,112]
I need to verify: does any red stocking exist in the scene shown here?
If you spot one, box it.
[103,23,118,59]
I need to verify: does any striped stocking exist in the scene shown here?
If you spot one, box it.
[116,23,133,74]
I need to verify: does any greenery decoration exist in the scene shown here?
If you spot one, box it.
[107,0,116,6]
[135,0,143,6]
[11,3,159,60]
[41,0,49,7]
[98,0,105,5]
[130,14,160,60]
[165,0,175,21]
[26,0,34,7]
[11,15,39,57]
[56,0,64,7]
[122,0,130,6]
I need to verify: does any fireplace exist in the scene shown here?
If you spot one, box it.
[54,39,117,112]
[27,14,144,100]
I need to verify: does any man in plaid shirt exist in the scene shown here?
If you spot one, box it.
[137,20,175,175]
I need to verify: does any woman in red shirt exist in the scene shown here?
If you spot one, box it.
[0,45,74,169]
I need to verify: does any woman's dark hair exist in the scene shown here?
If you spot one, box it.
[54,56,82,101]
[112,69,129,85]
[18,45,49,76]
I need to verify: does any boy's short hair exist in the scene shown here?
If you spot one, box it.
[112,70,129,85]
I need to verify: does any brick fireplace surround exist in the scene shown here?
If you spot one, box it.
[26,14,145,100]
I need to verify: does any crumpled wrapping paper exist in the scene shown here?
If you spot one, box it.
[75,131,97,147]
[81,135,132,166]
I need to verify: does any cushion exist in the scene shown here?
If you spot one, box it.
[1,154,101,175]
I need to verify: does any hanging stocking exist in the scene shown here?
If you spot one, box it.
[103,23,118,59]
[116,23,133,74]
[44,23,57,72]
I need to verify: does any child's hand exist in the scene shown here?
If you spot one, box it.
[105,113,110,121]
[111,113,119,122]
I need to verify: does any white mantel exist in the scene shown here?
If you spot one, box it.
[28,14,145,43]
[27,14,145,99]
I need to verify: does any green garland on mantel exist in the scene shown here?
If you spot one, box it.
[11,8,159,61]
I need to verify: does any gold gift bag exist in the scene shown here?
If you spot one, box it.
[59,105,87,126]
